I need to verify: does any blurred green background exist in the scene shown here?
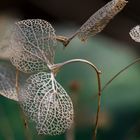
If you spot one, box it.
[1,32,140,140]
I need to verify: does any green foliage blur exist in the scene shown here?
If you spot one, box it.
[1,27,140,140]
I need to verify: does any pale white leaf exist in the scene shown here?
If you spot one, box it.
[10,19,57,73]
[129,25,140,43]
[19,72,74,135]
[77,0,127,41]
[0,62,28,101]
[0,66,18,101]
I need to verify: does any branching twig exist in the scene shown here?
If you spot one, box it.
[102,58,140,92]
[55,36,70,47]
[66,123,75,140]
[51,59,102,140]
[56,34,78,47]
[56,0,127,47]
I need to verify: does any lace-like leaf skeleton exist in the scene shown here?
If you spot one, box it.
[0,62,28,101]
[19,72,74,135]
[0,64,18,101]
[7,19,74,136]
[76,0,127,41]
[129,25,140,43]
[10,19,57,73]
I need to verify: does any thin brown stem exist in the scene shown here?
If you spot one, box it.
[102,58,140,92]
[55,32,78,47]
[15,68,32,140]
[66,122,75,140]
[93,73,101,140]
[50,59,102,140]
[55,36,69,47]
[67,31,79,44]
[15,68,19,95]
[50,59,101,75]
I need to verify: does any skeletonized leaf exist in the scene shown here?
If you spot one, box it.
[0,60,29,101]
[0,64,18,101]
[19,72,74,135]
[129,25,140,43]
[10,19,57,73]
[77,0,127,41]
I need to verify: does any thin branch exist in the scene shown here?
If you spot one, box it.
[66,123,75,140]
[51,59,101,74]
[93,73,101,140]
[102,58,140,92]
[15,68,32,140]
[15,68,19,95]
[55,36,70,47]
[55,33,78,47]
[50,59,102,140]
[55,0,127,47]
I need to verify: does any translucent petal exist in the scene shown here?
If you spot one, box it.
[10,19,57,73]
[77,0,127,41]
[129,25,140,43]
[19,72,74,135]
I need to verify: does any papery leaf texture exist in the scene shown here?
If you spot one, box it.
[19,72,74,135]
[77,0,127,41]
[129,25,140,43]
[0,61,28,101]
[10,19,57,73]
[0,18,15,59]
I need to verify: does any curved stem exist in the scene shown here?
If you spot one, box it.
[102,58,140,92]
[51,59,101,75]
[51,59,101,140]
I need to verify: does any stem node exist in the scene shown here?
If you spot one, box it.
[51,58,102,140]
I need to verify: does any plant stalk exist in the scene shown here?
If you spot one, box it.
[15,68,32,140]
[102,58,140,92]
[51,59,102,140]
[55,32,78,47]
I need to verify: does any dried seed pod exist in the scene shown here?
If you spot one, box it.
[10,19,57,73]
[19,72,74,135]
[77,0,127,41]
[129,25,140,43]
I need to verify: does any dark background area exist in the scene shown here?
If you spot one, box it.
[0,0,140,45]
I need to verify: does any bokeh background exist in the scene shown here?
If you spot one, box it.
[0,0,140,140]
